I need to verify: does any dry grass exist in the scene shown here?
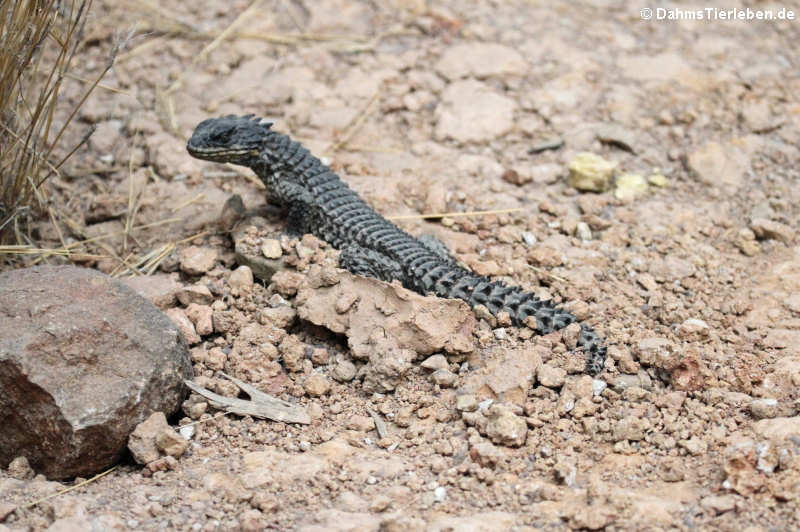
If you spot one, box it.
[0,0,110,247]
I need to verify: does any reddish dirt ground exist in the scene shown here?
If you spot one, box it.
[2,1,799,530]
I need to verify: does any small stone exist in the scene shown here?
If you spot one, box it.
[521,232,537,246]
[485,405,527,447]
[595,123,638,153]
[553,460,577,487]
[614,173,648,200]
[575,222,592,241]
[128,412,170,465]
[347,415,375,432]
[176,284,214,306]
[7,456,34,479]
[270,271,305,297]
[676,318,710,341]
[592,379,607,396]
[185,304,214,336]
[431,369,456,387]
[567,152,617,192]
[259,305,297,329]
[678,437,707,456]
[435,80,516,143]
[687,141,749,187]
[304,374,331,397]
[179,246,218,275]
[537,364,566,388]
[279,335,306,372]
[261,239,283,259]
[332,359,357,382]
[648,174,669,187]
[421,354,449,371]
[456,394,478,412]
[749,398,781,420]
[229,266,254,292]
[613,416,649,442]
[165,308,201,345]
[700,495,737,515]
[750,218,793,244]
[155,428,188,458]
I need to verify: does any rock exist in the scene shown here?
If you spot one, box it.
[7,456,34,480]
[0,266,191,479]
[613,416,649,441]
[485,405,527,447]
[537,364,566,388]
[176,284,214,306]
[261,239,283,259]
[749,398,781,420]
[229,265,254,292]
[296,268,475,360]
[567,152,617,192]
[165,307,201,345]
[595,123,638,153]
[752,417,800,441]
[614,173,648,200]
[435,42,528,80]
[648,174,669,187]
[687,141,749,188]
[435,80,516,143]
[740,100,773,132]
[179,246,218,275]
[676,318,710,341]
[331,359,357,382]
[700,495,737,515]
[185,304,214,336]
[750,218,793,244]
[259,305,297,329]
[128,412,173,464]
[648,256,695,281]
[431,369,457,387]
[304,374,331,397]
[456,394,478,412]
[122,274,181,309]
[421,354,449,371]
[155,426,188,458]
[271,271,305,297]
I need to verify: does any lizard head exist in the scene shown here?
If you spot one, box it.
[187,114,272,165]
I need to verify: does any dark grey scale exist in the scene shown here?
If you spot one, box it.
[362,227,397,250]
[433,269,461,292]
[305,170,340,189]
[352,220,387,244]
[311,180,346,196]
[317,188,358,206]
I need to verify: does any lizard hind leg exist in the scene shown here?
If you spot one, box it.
[339,244,403,283]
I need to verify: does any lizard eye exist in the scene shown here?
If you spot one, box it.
[211,127,233,143]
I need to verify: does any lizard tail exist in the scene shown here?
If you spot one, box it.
[414,262,607,375]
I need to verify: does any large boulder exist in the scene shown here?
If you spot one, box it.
[0,265,192,479]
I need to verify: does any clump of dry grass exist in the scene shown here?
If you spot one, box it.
[0,0,105,245]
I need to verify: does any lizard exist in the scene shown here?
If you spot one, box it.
[187,114,607,375]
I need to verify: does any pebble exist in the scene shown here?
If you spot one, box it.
[435,80,516,143]
[687,141,749,187]
[304,374,331,397]
[456,394,478,412]
[332,359,357,382]
[421,354,449,371]
[750,218,793,244]
[567,152,617,192]
[261,239,283,259]
[431,369,456,387]
[537,364,566,388]
[575,222,592,241]
[486,405,528,447]
[614,173,649,200]
[228,265,254,292]
[179,246,218,275]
